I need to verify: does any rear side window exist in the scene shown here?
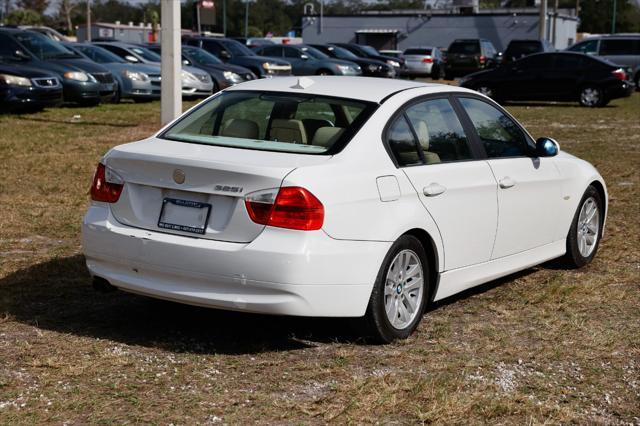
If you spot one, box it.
[0,34,23,58]
[386,98,472,166]
[459,98,534,158]
[448,41,480,54]
[600,39,640,55]
[505,41,541,59]
[404,48,432,55]
[517,54,553,69]
[568,39,598,54]
[554,54,586,70]
[161,91,376,155]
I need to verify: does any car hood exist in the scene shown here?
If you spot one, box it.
[0,63,57,78]
[47,57,112,74]
[350,57,388,68]
[193,62,252,75]
[325,58,361,68]
[241,55,290,66]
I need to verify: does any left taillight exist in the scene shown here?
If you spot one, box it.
[422,56,433,63]
[245,186,324,231]
[90,163,124,203]
[612,68,626,81]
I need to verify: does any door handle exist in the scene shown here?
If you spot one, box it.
[499,176,516,189]
[423,182,446,197]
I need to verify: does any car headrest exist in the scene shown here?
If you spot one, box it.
[270,119,307,144]
[311,127,344,148]
[414,120,429,150]
[220,118,259,139]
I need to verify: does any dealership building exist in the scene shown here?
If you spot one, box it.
[301,5,578,52]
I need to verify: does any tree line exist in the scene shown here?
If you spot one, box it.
[0,0,638,37]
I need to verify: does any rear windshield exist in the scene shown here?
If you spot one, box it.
[505,41,541,58]
[448,41,480,54]
[161,91,377,155]
[404,48,432,55]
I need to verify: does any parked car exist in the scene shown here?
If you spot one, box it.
[444,38,499,79]
[94,42,213,98]
[309,44,395,78]
[83,76,607,343]
[245,38,275,49]
[145,44,256,92]
[253,44,361,76]
[19,26,71,42]
[183,36,292,78]
[65,43,161,103]
[402,47,444,79]
[0,28,116,105]
[567,34,640,89]
[332,43,404,74]
[0,63,63,112]
[502,39,555,64]
[379,49,403,59]
[459,52,634,107]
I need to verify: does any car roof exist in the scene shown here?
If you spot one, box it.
[225,76,470,103]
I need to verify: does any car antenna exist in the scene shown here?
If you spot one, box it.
[290,77,314,90]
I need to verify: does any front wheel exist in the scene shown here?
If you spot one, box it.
[362,235,429,343]
[562,185,604,268]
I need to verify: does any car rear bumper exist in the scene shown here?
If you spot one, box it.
[606,80,634,99]
[82,204,390,317]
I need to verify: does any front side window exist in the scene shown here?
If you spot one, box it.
[14,32,75,60]
[567,39,598,54]
[162,91,376,155]
[260,45,282,57]
[448,41,480,55]
[459,97,533,158]
[130,47,161,62]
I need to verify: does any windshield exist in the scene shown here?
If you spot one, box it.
[361,45,379,56]
[448,41,480,54]
[220,40,255,57]
[161,91,376,155]
[75,45,125,63]
[326,45,358,60]
[404,48,432,55]
[15,32,76,60]
[130,46,161,62]
[301,46,329,59]
[185,47,223,65]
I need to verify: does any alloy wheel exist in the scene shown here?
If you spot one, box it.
[580,87,601,107]
[577,196,600,257]
[384,249,424,330]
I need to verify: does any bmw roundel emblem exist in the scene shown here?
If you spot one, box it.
[173,169,185,184]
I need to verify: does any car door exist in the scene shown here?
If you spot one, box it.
[504,54,554,100]
[283,46,308,75]
[388,96,498,270]
[457,96,563,259]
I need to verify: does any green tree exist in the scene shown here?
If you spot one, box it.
[5,7,42,24]
[578,0,640,33]
[17,0,48,14]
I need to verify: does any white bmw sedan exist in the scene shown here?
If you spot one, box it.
[82,76,607,342]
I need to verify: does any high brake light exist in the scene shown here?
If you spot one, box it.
[422,56,433,63]
[612,68,626,81]
[245,186,324,231]
[90,163,124,203]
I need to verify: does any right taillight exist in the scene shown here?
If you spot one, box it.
[422,56,433,63]
[90,163,124,203]
[612,68,626,81]
[245,186,324,231]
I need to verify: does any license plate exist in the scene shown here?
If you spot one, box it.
[158,198,211,235]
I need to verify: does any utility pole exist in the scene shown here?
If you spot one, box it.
[244,0,249,38]
[86,0,91,42]
[160,0,182,125]
[538,0,547,41]
[552,0,558,46]
[611,0,617,33]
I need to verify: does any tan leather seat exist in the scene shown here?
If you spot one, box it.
[220,118,259,139]
[311,127,344,148]
[270,119,307,144]
[414,120,441,164]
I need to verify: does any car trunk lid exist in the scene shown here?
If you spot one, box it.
[104,138,330,243]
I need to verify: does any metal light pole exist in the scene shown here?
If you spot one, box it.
[611,0,617,33]
[539,0,547,41]
[244,0,249,38]
[86,0,91,42]
[160,0,182,126]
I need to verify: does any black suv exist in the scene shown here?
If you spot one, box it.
[444,38,499,79]
[502,39,555,64]
[182,36,292,78]
[0,28,116,105]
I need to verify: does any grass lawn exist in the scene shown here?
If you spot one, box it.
[0,94,638,424]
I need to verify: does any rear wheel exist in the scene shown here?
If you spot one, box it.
[579,85,605,107]
[431,65,443,80]
[561,185,604,268]
[362,235,429,343]
[316,69,332,76]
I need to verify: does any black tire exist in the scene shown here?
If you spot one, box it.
[431,65,443,80]
[579,85,605,107]
[361,235,430,343]
[561,185,604,268]
[316,69,332,76]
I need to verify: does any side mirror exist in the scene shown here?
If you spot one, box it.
[300,54,309,60]
[220,50,231,60]
[535,137,559,157]
[182,59,191,66]
[124,55,139,63]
